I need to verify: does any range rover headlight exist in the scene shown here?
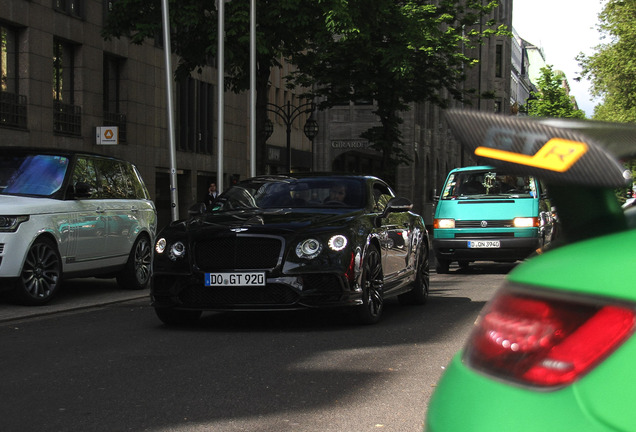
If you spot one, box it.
[155,238,167,254]
[170,241,186,260]
[328,235,348,251]
[296,238,322,259]
[0,215,29,232]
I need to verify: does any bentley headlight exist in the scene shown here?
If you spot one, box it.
[170,241,186,260]
[328,235,348,251]
[155,238,167,254]
[296,238,322,259]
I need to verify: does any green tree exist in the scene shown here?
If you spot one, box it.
[527,66,585,119]
[290,0,506,181]
[103,0,324,174]
[577,0,636,122]
[103,0,505,178]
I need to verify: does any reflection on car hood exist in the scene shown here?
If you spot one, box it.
[168,208,363,235]
[0,195,66,215]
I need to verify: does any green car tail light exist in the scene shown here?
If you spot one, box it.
[464,285,636,388]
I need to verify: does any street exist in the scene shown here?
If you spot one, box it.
[0,263,514,432]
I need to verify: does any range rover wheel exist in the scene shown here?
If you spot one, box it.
[399,247,430,305]
[10,238,62,305]
[117,234,152,290]
[355,245,384,325]
[154,308,202,326]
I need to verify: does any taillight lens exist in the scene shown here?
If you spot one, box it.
[464,284,636,388]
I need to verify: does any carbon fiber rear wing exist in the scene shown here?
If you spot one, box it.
[444,110,634,188]
[444,110,636,243]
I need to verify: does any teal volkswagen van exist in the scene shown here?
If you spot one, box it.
[433,166,553,273]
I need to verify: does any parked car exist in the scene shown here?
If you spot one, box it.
[425,110,636,431]
[0,147,157,305]
[151,174,429,325]
[433,165,554,273]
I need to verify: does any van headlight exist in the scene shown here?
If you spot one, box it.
[0,215,29,232]
[434,218,455,229]
[513,217,537,228]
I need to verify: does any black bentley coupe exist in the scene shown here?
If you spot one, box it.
[151,174,430,325]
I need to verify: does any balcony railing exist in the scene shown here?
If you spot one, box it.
[53,100,81,135]
[0,91,27,130]
[103,111,127,142]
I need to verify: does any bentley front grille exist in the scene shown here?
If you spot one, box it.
[194,235,283,271]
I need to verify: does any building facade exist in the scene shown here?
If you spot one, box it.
[1,0,512,229]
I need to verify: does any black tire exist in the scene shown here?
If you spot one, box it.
[9,237,62,305]
[398,247,430,305]
[435,258,450,274]
[154,308,202,326]
[116,234,152,290]
[355,245,384,325]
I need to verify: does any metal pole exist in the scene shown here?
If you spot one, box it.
[217,0,225,191]
[286,102,292,172]
[160,0,179,221]
[249,0,256,177]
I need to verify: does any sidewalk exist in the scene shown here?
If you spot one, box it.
[0,278,149,323]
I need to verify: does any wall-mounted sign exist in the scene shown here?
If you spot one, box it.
[330,139,369,149]
[96,126,119,145]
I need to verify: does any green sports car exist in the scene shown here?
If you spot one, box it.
[425,110,636,431]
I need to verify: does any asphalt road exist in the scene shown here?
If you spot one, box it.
[0,262,513,432]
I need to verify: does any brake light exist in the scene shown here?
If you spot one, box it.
[464,286,636,388]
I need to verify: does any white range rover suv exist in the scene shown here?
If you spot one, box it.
[0,147,157,305]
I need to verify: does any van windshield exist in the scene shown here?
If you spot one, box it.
[0,154,70,197]
[441,170,537,200]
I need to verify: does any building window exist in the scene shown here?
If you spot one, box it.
[54,0,83,18]
[495,44,503,78]
[0,24,27,129]
[53,39,81,135]
[177,77,214,154]
[103,54,126,142]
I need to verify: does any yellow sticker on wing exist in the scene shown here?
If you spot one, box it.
[475,138,588,172]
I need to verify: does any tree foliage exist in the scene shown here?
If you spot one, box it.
[527,66,585,119]
[577,0,636,122]
[102,0,507,178]
[290,0,507,180]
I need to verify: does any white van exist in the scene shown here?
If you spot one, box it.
[0,147,157,304]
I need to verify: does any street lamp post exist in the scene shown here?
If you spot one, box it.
[265,100,319,173]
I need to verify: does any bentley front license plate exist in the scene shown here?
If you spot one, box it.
[205,272,266,287]
[468,240,501,248]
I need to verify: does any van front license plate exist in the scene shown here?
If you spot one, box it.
[468,240,501,248]
[205,272,266,287]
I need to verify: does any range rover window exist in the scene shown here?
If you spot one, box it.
[0,154,70,196]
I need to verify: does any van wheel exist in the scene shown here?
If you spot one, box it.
[9,238,62,305]
[117,234,152,290]
[436,258,450,274]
